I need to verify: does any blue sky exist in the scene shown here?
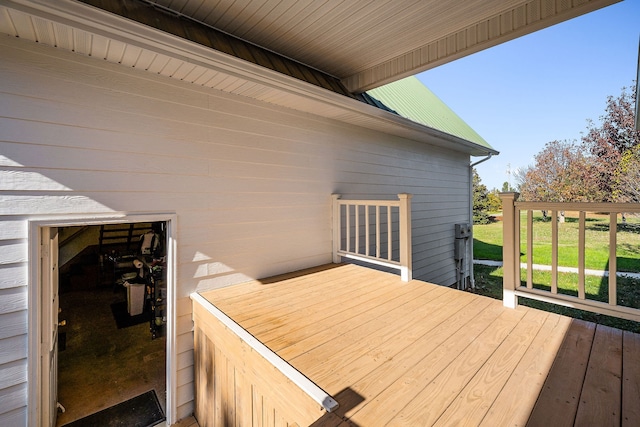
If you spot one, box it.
[417,0,639,191]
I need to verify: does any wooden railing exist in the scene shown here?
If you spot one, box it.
[332,193,412,281]
[501,192,640,322]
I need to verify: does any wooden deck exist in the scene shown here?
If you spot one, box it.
[199,263,640,426]
[163,416,199,427]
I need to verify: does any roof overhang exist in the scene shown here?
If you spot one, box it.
[123,0,620,93]
[339,0,622,92]
[0,0,498,155]
[2,0,621,94]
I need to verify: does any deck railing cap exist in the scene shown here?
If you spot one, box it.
[499,192,520,200]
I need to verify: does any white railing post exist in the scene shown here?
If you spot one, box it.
[331,194,341,263]
[398,193,413,281]
[500,192,520,308]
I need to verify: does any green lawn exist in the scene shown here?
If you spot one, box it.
[473,212,640,332]
[472,264,640,333]
[474,211,640,273]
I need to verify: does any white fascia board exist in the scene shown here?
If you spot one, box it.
[344,100,500,156]
[4,0,497,156]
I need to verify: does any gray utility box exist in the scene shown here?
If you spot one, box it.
[455,223,471,238]
[454,223,471,260]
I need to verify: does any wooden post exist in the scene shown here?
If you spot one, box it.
[398,193,413,282]
[331,194,341,264]
[500,192,519,308]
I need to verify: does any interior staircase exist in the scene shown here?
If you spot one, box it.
[98,223,154,254]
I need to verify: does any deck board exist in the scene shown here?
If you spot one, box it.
[480,313,571,427]
[347,299,506,425]
[199,263,640,426]
[385,307,528,426]
[290,286,452,381]
[622,330,640,426]
[574,325,623,427]
[254,273,413,341]
[527,319,595,426]
[432,309,551,426]
[267,279,436,355]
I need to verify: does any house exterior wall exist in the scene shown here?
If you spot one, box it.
[0,36,471,425]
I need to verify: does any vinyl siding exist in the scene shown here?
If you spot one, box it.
[0,35,471,424]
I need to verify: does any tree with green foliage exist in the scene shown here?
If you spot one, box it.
[581,83,639,202]
[614,145,640,203]
[487,190,502,212]
[501,181,514,192]
[518,140,596,202]
[472,168,491,224]
[518,83,639,203]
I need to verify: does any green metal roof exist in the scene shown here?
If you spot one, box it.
[367,76,495,152]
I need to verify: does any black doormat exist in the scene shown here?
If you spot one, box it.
[61,390,165,427]
[110,301,148,329]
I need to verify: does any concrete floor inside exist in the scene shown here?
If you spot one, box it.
[55,253,166,426]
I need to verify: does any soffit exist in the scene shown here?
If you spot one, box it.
[0,0,495,155]
[144,0,620,92]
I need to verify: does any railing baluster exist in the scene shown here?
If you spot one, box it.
[376,205,381,258]
[609,212,617,306]
[527,210,533,289]
[387,205,392,261]
[346,204,351,253]
[578,211,586,299]
[551,209,558,294]
[515,205,521,287]
[355,204,360,254]
[365,205,370,256]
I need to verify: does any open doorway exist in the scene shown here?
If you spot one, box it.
[31,216,176,427]
[56,222,167,425]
